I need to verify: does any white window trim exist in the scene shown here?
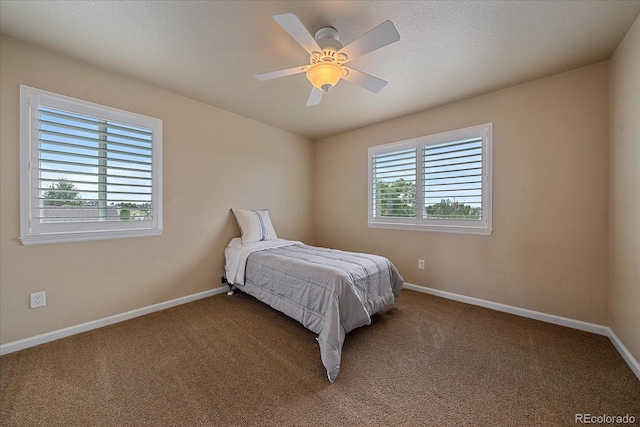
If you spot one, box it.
[368,123,493,236]
[20,85,163,245]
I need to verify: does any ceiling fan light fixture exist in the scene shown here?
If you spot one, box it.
[306,62,345,92]
[256,14,400,105]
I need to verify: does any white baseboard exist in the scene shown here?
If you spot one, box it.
[606,328,640,380]
[402,283,609,334]
[403,283,640,380]
[0,286,230,356]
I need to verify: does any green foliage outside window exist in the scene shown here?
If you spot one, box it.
[425,199,481,220]
[375,178,416,217]
[376,179,480,220]
[42,179,84,206]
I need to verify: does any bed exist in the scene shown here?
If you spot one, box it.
[224,209,404,382]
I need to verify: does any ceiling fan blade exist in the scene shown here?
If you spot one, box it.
[273,13,322,56]
[255,65,307,81]
[337,20,400,62]
[343,67,388,93]
[306,87,323,107]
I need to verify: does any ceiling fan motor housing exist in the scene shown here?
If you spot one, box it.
[313,27,347,63]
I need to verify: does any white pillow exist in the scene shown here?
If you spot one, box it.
[232,208,278,244]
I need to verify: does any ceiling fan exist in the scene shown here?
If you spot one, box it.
[255,13,400,106]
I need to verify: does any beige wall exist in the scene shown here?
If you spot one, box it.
[314,62,610,325]
[0,36,314,344]
[609,16,640,362]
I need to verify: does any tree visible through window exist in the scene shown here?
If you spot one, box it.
[425,199,480,219]
[374,178,416,217]
[42,179,82,206]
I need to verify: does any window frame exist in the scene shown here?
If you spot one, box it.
[368,123,493,236]
[20,85,163,245]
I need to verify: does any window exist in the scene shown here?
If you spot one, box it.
[368,123,492,235]
[20,85,163,245]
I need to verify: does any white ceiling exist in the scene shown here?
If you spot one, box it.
[1,1,639,140]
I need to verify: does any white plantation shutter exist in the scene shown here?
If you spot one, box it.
[423,137,483,220]
[371,146,416,219]
[38,107,154,222]
[368,123,492,235]
[20,86,163,245]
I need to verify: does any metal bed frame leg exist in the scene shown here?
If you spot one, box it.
[222,276,235,295]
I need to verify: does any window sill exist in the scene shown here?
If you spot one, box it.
[20,228,163,246]
[368,221,492,236]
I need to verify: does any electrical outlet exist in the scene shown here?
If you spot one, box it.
[30,291,46,308]
[418,259,425,270]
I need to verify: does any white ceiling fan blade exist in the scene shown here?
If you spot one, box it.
[273,13,322,56]
[337,20,400,62]
[255,65,307,81]
[306,87,323,106]
[343,67,388,93]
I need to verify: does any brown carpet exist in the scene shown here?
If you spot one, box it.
[1,289,638,426]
